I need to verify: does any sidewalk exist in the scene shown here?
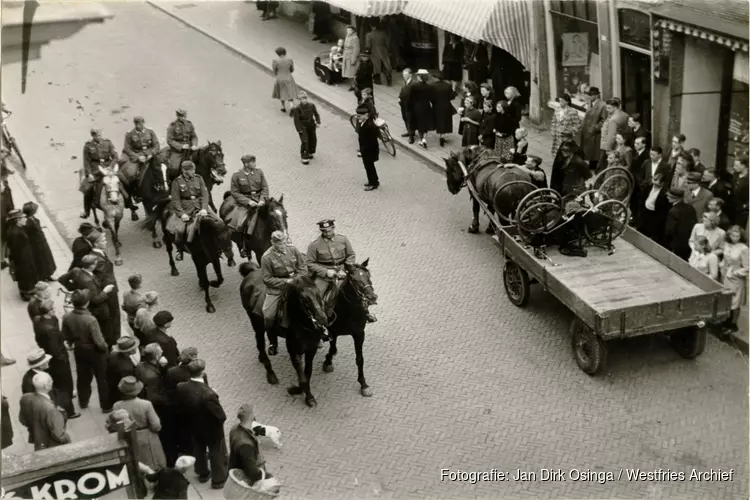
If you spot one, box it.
[148,1,556,171]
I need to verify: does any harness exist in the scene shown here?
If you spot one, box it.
[458,149,508,189]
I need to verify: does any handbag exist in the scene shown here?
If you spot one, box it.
[223,468,282,499]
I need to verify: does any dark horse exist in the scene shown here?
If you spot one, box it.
[238,262,329,407]
[322,259,378,398]
[162,141,227,211]
[219,194,288,264]
[120,155,172,249]
[444,146,537,233]
[162,212,236,313]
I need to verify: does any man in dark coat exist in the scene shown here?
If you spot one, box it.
[354,50,375,105]
[27,281,53,321]
[581,87,607,170]
[703,167,729,202]
[136,342,177,466]
[22,202,56,281]
[1,162,15,269]
[229,404,276,488]
[365,22,392,86]
[21,347,78,419]
[19,372,71,451]
[638,173,671,243]
[6,209,39,301]
[730,155,749,227]
[358,113,381,191]
[143,311,180,368]
[1,396,12,449]
[69,221,96,271]
[409,70,434,148]
[630,136,650,224]
[551,141,592,197]
[664,187,697,261]
[107,336,141,405]
[398,68,413,137]
[88,231,122,343]
[430,71,456,147]
[176,359,228,489]
[166,347,208,457]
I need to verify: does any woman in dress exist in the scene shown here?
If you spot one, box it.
[478,83,495,111]
[22,202,56,282]
[341,25,360,91]
[720,226,748,333]
[460,97,481,147]
[457,81,480,136]
[689,211,725,256]
[479,100,495,149]
[271,47,297,114]
[689,236,720,280]
[614,132,634,170]
[550,94,581,156]
[112,376,167,470]
[5,209,39,301]
[493,101,515,162]
[511,127,529,165]
[503,86,523,131]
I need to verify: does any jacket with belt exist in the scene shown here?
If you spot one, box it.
[61,308,108,352]
[261,246,308,295]
[306,234,355,277]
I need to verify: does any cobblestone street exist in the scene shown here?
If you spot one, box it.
[1,3,748,499]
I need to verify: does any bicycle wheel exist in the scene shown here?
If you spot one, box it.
[380,126,396,157]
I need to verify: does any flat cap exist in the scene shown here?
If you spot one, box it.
[71,289,91,307]
[687,171,703,182]
[153,310,174,326]
[668,187,685,198]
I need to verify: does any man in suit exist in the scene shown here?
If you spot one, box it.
[641,146,670,193]
[177,359,228,489]
[730,155,749,228]
[19,372,71,451]
[630,136,650,223]
[365,22,391,86]
[599,98,629,169]
[707,198,732,231]
[664,187,698,261]
[688,148,706,175]
[684,171,713,219]
[58,254,116,343]
[703,166,729,201]
[580,87,607,171]
[638,173,671,243]
[398,68,413,138]
[143,311,180,368]
[22,346,79,419]
[107,336,141,405]
[229,404,276,487]
[166,347,208,459]
[627,112,649,145]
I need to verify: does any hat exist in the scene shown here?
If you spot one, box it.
[90,128,102,136]
[687,171,702,182]
[78,222,95,235]
[237,403,254,421]
[317,219,335,230]
[114,336,140,353]
[144,291,159,305]
[181,160,195,169]
[5,209,23,221]
[22,201,38,216]
[179,347,198,364]
[187,358,206,376]
[153,310,174,327]
[118,376,144,396]
[668,187,685,198]
[176,109,187,117]
[71,289,91,308]
[133,116,145,124]
[27,348,52,369]
[271,231,286,243]
[361,49,371,56]
[85,230,103,244]
[416,69,429,76]
[587,87,601,96]
[298,91,308,99]
[175,456,196,471]
[127,274,142,288]
[34,281,50,294]
[241,154,255,163]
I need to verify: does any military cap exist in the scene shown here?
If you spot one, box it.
[181,160,196,169]
[71,289,91,308]
[5,209,23,221]
[176,109,187,117]
[686,171,702,183]
[187,358,206,375]
[153,310,174,327]
[317,219,335,230]
[133,116,145,124]
[127,274,142,288]
[90,128,102,136]
[271,231,286,243]
[241,155,255,163]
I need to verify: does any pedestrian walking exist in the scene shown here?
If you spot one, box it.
[134,291,160,343]
[291,92,321,165]
[580,87,606,170]
[721,225,749,334]
[113,376,167,471]
[69,221,96,271]
[89,231,122,343]
[271,47,297,114]
[176,359,229,489]
[1,396,12,450]
[365,22,392,86]
[122,274,145,337]
[354,50,374,105]
[398,68,414,138]
[33,301,79,419]
[459,97,481,147]
[550,95,581,156]
[441,35,464,91]
[22,202,56,282]
[409,69,434,149]
[27,281,52,321]
[19,372,71,451]
[228,404,280,492]
[430,71,456,147]
[357,110,381,191]
[143,311,180,368]
[136,343,177,467]
[6,209,39,301]
[61,289,111,413]
[107,336,141,405]
[342,26,360,90]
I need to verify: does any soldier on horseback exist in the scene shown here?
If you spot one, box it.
[166,109,198,174]
[120,116,160,202]
[306,219,377,323]
[261,231,307,335]
[227,155,269,246]
[80,129,119,219]
[167,161,219,258]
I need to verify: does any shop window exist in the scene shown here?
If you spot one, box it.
[727,80,749,164]
[329,6,351,24]
[550,8,601,110]
[549,0,597,23]
[618,9,650,50]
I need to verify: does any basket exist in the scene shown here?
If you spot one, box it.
[223,469,281,499]
[374,118,386,128]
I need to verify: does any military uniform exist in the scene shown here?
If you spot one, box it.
[228,168,269,233]
[261,245,307,331]
[167,173,216,245]
[307,233,355,314]
[81,138,118,216]
[121,128,160,176]
[165,119,198,173]
[291,102,321,163]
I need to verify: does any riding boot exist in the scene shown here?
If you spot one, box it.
[81,192,93,218]
[365,307,378,323]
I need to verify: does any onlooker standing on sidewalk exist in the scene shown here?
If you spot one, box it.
[89,231,122,344]
[166,347,207,458]
[598,98,629,170]
[479,100,496,150]
[271,47,297,114]
[6,209,39,301]
[664,187,697,261]
[177,359,229,489]
[1,162,15,270]
[19,372,71,451]
[409,69,434,149]
[430,71,456,148]
[730,156,749,228]
[291,92,321,165]
[21,348,76,419]
[550,95,581,157]
[62,289,111,413]
[358,109,381,192]
[107,336,141,405]
[134,291,161,341]
[689,235,720,280]
[113,376,167,471]
[229,404,277,487]
[493,101,516,162]
[441,35,463,92]
[354,50,374,105]
[1,396,12,450]
[342,25,360,91]
[27,281,52,321]
[22,202,56,282]
[460,97,482,147]
[581,87,606,171]
[136,343,177,467]
[69,221,96,270]
[143,311,180,368]
[720,225,748,334]
[398,68,414,138]
[365,22,392,86]
[503,86,523,132]
[667,133,687,172]
[33,301,79,419]
[122,274,145,338]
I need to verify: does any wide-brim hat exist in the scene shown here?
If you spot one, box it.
[114,336,140,353]
[133,116,145,123]
[686,171,702,182]
[118,376,144,396]
[586,87,601,96]
[5,209,23,221]
[27,348,52,369]
[416,69,429,76]
[667,187,685,198]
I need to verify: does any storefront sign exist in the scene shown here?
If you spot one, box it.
[652,24,672,82]
[4,464,131,499]
[562,32,589,66]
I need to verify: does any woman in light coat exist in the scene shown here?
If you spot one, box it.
[342,25,360,90]
[721,225,748,334]
[271,46,297,113]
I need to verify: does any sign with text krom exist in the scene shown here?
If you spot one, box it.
[4,463,131,499]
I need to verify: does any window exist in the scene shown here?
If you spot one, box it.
[726,80,749,167]
[329,6,351,24]
[549,2,601,111]
[618,9,650,50]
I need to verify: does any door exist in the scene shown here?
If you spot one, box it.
[620,47,652,136]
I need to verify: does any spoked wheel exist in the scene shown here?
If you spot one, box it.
[570,318,607,375]
[515,188,563,234]
[379,125,397,157]
[592,166,633,202]
[494,180,539,225]
[563,189,609,210]
[669,326,707,359]
[583,199,630,246]
[503,260,530,307]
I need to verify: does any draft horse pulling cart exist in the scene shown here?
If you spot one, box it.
[445,147,733,375]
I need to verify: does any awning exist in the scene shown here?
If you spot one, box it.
[482,0,531,70]
[401,0,498,43]
[325,0,407,18]
[655,19,749,52]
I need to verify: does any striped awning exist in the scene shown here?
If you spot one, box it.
[325,0,407,17]
[482,0,532,70]
[655,19,749,52]
[401,0,498,43]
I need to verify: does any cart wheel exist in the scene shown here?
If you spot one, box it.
[583,199,630,246]
[570,318,607,375]
[669,326,707,359]
[598,174,633,203]
[503,260,530,307]
[494,180,538,225]
[592,166,634,192]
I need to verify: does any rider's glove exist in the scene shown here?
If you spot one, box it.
[337,270,346,279]
[198,209,208,217]
[181,214,190,222]
[326,269,336,278]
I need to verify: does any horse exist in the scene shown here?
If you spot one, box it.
[161,212,236,313]
[92,170,125,265]
[119,155,172,248]
[321,259,378,398]
[238,263,329,407]
[162,141,227,211]
[219,194,288,264]
[444,146,538,234]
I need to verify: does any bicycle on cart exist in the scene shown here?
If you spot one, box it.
[349,113,397,157]
[1,106,27,170]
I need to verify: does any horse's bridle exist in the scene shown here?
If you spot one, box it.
[339,270,374,307]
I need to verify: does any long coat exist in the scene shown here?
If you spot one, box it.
[69,236,93,271]
[19,393,70,451]
[106,351,139,404]
[430,81,456,134]
[90,249,121,342]
[342,34,360,78]
[441,41,464,81]
[664,202,698,261]
[409,81,434,134]
[1,396,12,449]
[581,98,607,161]
[33,316,75,395]
[365,29,390,75]
[25,216,56,280]
[7,223,39,294]
[1,181,14,246]
[358,118,380,163]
